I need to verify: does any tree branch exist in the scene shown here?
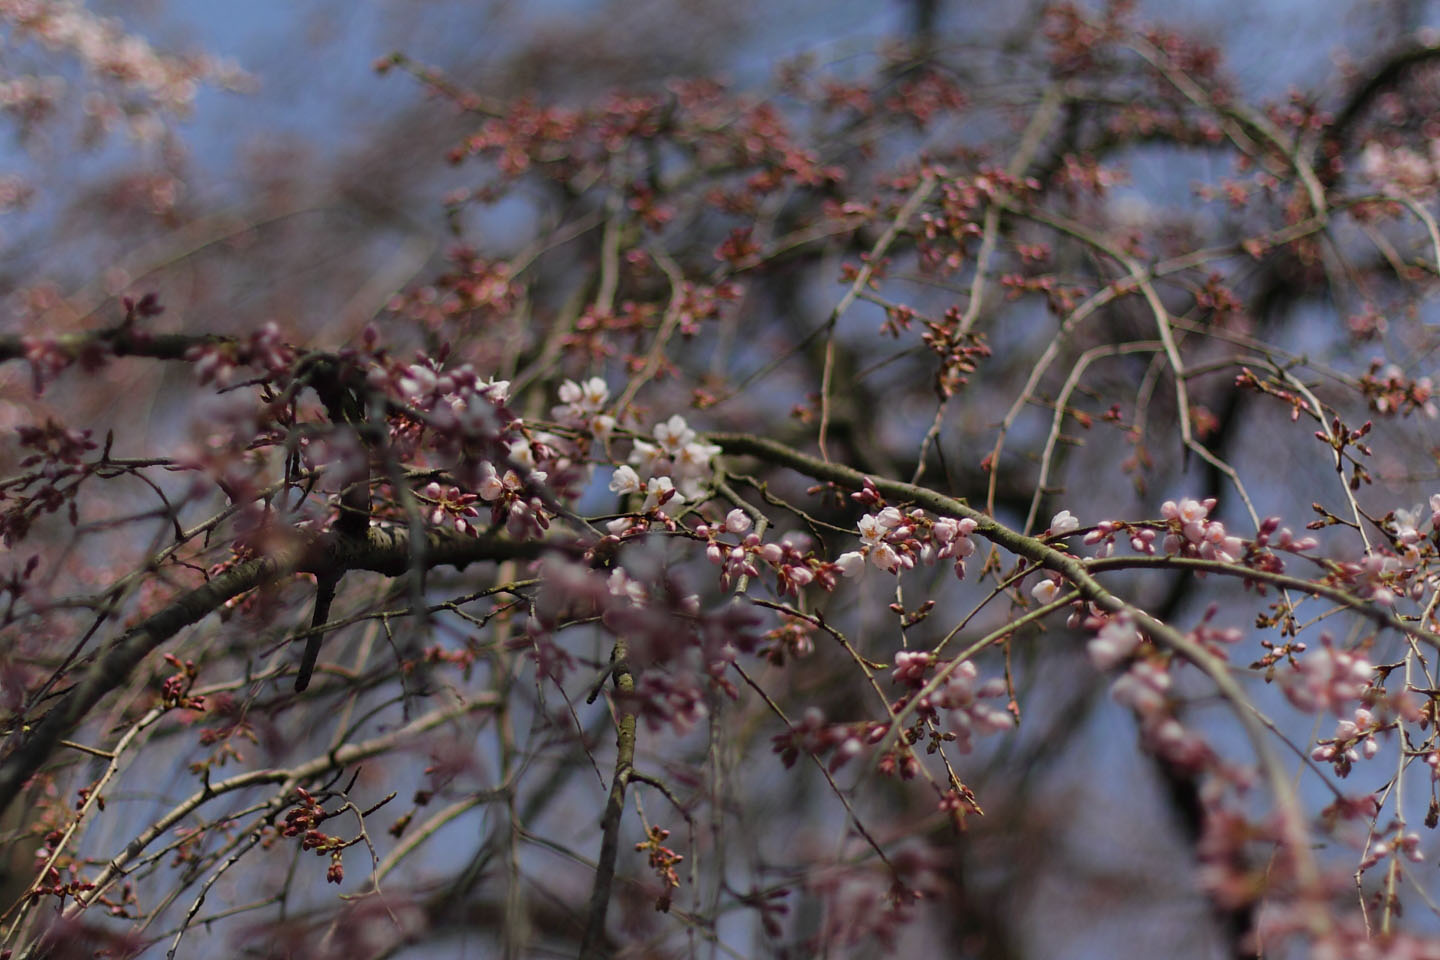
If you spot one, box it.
[579,638,635,959]
[0,525,561,823]
[708,430,1329,924]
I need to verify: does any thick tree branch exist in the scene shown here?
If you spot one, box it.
[0,326,230,364]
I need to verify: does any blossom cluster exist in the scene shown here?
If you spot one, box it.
[524,555,759,735]
[383,247,519,331]
[1086,614,1145,670]
[550,376,615,438]
[1279,637,1373,716]
[629,413,720,501]
[17,4,1440,954]
[1081,520,1157,558]
[1303,496,1440,607]
[379,360,564,538]
[387,358,513,435]
[420,482,480,535]
[771,706,887,772]
[1359,139,1440,197]
[1108,654,1213,772]
[891,653,1014,753]
[834,485,980,580]
[806,844,944,953]
[696,510,837,595]
[607,411,720,534]
[1311,707,1382,777]
[1158,497,1245,562]
[1080,502,1317,565]
[7,1,241,99]
[608,465,683,532]
[1359,361,1438,418]
[176,322,293,389]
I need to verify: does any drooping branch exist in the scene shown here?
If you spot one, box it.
[69,694,499,916]
[708,431,1327,916]
[0,547,303,822]
[0,524,562,822]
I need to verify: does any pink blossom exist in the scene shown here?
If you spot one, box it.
[1162,497,1214,524]
[1129,528,1156,554]
[1110,659,1170,715]
[836,551,866,578]
[891,650,932,684]
[870,542,901,573]
[1087,615,1142,670]
[559,376,608,411]
[875,506,903,530]
[642,475,682,513]
[1279,638,1372,715]
[724,508,751,533]
[1269,526,1316,551]
[477,462,506,500]
[629,438,662,476]
[609,464,641,494]
[1048,509,1080,536]
[653,413,695,451]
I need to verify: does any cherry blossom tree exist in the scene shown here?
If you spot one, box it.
[6,1,1440,957]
